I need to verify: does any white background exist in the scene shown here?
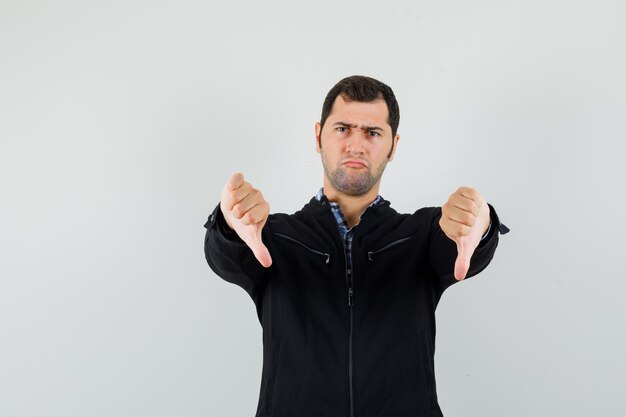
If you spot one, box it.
[1,1,625,416]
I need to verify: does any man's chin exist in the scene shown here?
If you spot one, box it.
[325,166,378,196]
[334,180,375,196]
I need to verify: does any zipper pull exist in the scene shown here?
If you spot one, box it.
[348,288,354,307]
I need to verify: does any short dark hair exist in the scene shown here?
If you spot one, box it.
[319,75,400,140]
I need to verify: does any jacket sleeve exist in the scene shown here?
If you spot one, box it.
[203,202,270,299]
[428,203,509,290]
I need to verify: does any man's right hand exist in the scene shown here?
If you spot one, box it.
[220,172,273,268]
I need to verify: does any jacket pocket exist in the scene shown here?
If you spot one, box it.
[274,232,331,264]
[366,232,417,261]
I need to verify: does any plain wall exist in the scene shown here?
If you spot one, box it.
[1,0,625,416]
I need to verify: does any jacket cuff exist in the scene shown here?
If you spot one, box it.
[477,203,509,248]
[204,203,246,245]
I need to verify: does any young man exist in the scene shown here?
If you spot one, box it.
[204,75,509,417]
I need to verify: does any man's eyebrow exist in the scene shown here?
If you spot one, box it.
[332,121,384,131]
[361,125,384,132]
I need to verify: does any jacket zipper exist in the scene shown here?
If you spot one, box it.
[346,261,354,417]
[346,249,355,417]
[366,236,414,261]
[274,233,331,264]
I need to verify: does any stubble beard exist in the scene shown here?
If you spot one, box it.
[322,153,389,196]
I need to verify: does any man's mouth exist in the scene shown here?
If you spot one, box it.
[343,160,367,168]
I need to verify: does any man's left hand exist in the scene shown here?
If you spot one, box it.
[439,186,491,281]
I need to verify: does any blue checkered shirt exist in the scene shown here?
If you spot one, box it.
[315,188,381,272]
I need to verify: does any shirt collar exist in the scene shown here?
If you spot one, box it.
[315,187,382,226]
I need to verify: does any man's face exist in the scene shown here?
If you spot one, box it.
[315,95,400,196]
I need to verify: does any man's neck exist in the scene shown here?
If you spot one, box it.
[322,180,381,228]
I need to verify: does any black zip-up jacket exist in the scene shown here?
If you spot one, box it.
[203,195,509,417]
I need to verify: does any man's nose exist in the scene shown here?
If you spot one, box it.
[345,132,367,154]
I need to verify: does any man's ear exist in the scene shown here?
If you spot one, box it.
[315,122,322,153]
[388,133,400,161]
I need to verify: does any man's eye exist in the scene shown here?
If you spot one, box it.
[337,127,348,132]
[368,131,380,137]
